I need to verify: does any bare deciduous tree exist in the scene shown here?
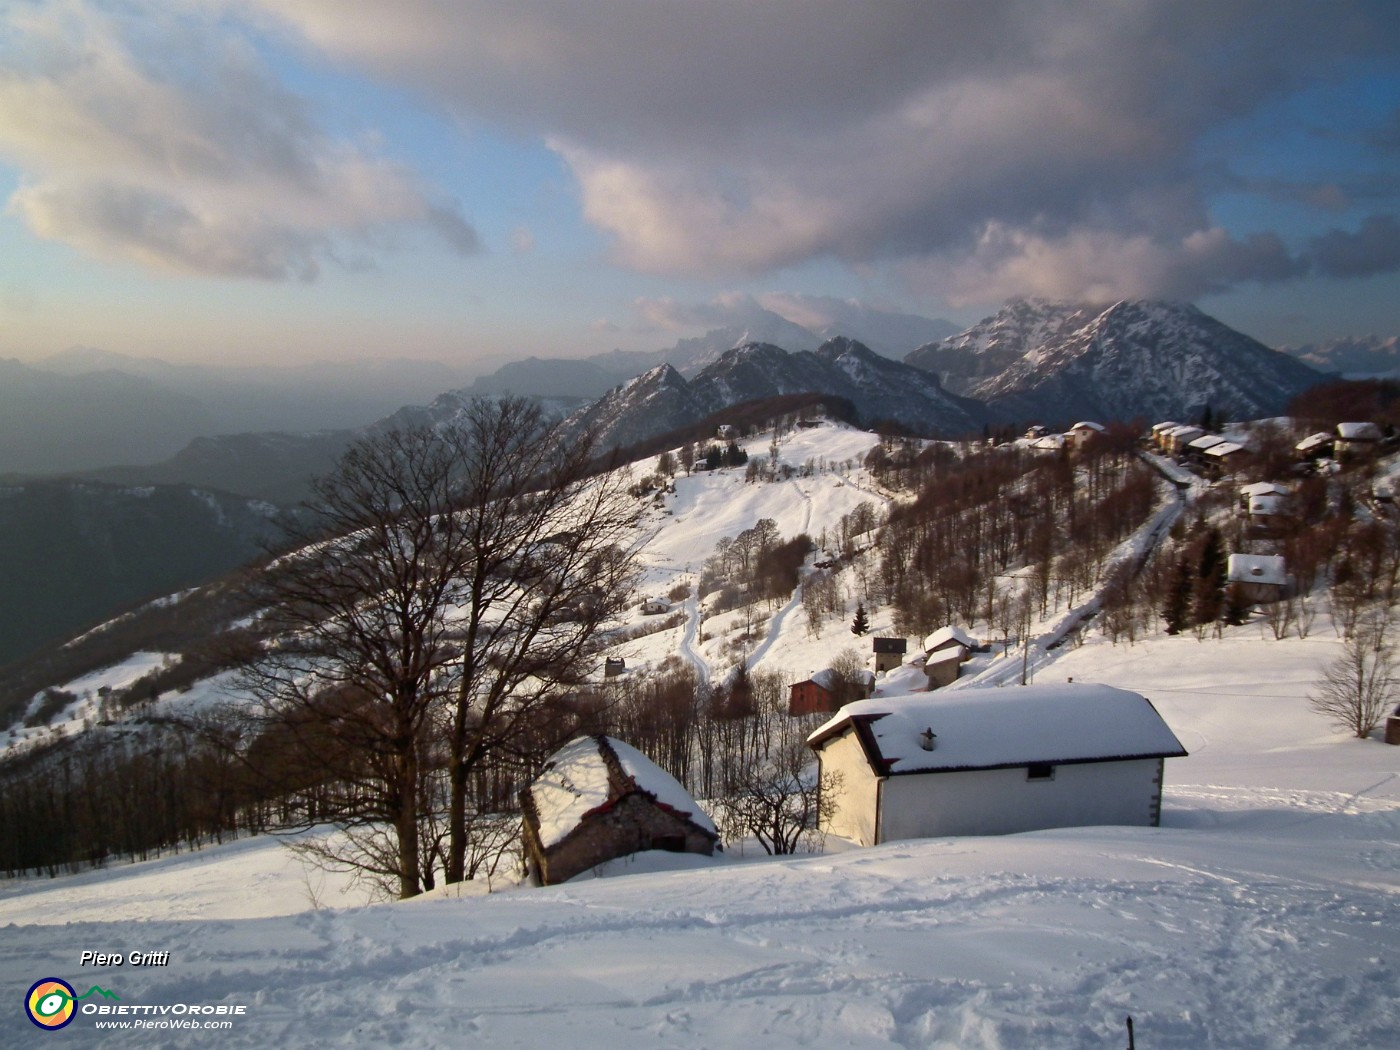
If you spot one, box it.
[711,719,841,855]
[1308,621,1399,739]
[240,399,639,897]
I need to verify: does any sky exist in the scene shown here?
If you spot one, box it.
[0,0,1397,370]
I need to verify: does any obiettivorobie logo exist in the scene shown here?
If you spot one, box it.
[25,978,119,1030]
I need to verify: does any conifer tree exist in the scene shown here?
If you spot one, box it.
[851,602,869,636]
[1162,557,1192,635]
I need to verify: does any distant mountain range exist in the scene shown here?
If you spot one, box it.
[565,338,985,451]
[909,299,1323,426]
[1279,335,1400,378]
[56,298,1335,504]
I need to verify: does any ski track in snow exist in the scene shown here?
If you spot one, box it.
[3,817,1396,1049]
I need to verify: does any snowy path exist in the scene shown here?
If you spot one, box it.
[955,481,1186,689]
[746,584,802,670]
[678,594,710,686]
[745,479,814,670]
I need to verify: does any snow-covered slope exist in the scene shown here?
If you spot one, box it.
[569,339,987,452]
[906,299,1323,424]
[2,604,1396,1048]
[973,300,1321,424]
[905,297,1101,395]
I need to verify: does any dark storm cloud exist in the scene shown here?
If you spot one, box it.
[1307,214,1400,278]
[252,0,1398,299]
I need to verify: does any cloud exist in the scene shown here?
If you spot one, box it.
[1305,214,1400,278]
[631,292,773,332]
[246,0,1398,302]
[0,1,477,279]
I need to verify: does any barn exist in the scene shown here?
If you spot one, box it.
[807,684,1187,847]
[519,735,718,885]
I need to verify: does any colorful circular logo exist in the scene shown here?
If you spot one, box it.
[25,978,77,1030]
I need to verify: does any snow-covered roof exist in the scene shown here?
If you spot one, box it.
[1030,433,1066,451]
[1336,421,1382,442]
[1166,425,1205,441]
[1240,481,1289,498]
[1187,433,1227,451]
[610,738,716,837]
[528,737,615,848]
[808,684,1187,775]
[1151,420,1181,433]
[1248,494,1284,516]
[526,736,715,848]
[1295,431,1332,452]
[925,646,965,666]
[1069,421,1106,432]
[923,625,976,652]
[1205,442,1247,458]
[1227,554,1287,588]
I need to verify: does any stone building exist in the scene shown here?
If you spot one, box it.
[519,736,717,886]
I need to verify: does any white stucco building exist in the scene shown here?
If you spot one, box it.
[807,684,1187,847]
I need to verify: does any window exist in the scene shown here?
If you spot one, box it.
[1026,763,1055,781]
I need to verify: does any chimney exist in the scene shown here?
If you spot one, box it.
[919,727,937,751]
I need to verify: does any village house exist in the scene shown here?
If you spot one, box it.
[871,637,908,675]
[807,684,1188,846]
[1149,421,1181,451]
[1164,425,1205,456]
[1226,553,1289,604]
[1295,431,1333,461]
[1335,421,1382,459]
[1185,433,1228,463]
[1239,481,1289,530]
[923,646,964,689]
[1066,421,1106,451]
[789,667,875,716]
[1238,481,1289,513]
[923,625,978,661]
[640,597,672,615]
[519,735,718,885]
[1203,441,1250,475]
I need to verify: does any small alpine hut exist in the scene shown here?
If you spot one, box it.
[806,684,1187,847]
[519,735,718,885]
